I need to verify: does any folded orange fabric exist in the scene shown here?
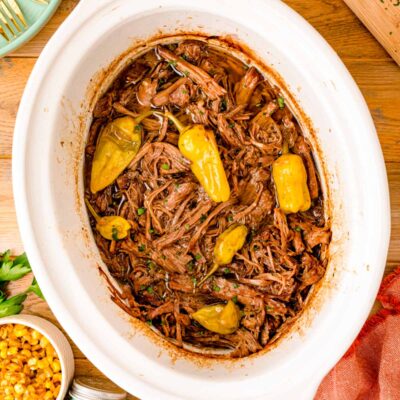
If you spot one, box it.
[315,267,400,400]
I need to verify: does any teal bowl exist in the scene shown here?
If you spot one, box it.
[0,0,61,57]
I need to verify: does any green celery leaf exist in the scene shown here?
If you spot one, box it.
[27,278,45,300]
[0,252,31,282]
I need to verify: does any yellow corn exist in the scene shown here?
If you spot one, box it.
[0,324,62,399]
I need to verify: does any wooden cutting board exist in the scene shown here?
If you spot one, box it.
[343,0,400,66]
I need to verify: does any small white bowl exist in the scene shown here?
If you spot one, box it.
[0,314,75,400]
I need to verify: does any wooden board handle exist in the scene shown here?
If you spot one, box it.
[343,0,400,66]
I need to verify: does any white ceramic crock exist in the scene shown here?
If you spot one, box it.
[12,1,390,399]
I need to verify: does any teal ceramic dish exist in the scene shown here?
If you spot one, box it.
[0,0,61,57]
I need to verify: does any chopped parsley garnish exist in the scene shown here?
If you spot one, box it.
[200,214,207,223]
[111,227,119,241]
[138,244,145,252]
[175,183,181,189]
[224,268,231,274]
[294,226,302,232]
[278,97,285,109]
[134,124,142,132]
[213,285,221,292]
[195,254,202,261]
[199,110,205,115]
[253,245,260,251]
[191,277,197,287]
[227,215,234,222]
[140,285,146,290]
[167,60,177,67]
[137,207,146,216]
[187,261,194,272]
[266,305,273,312]
[182,89,188,94]
[146,320,153,326]
[149,228,155,234]
[146,286,154,294]
[232,295,238,303]
[146,260,155,269]
[158,78,165,85]
[185,224,190,231]
[181,54,189,60]
[161,163,170,170]
[233,283,239,289]
[229,122,235,128]
[220,98,227,112]
[183,70,190,77]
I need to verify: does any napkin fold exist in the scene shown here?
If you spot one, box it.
[315,267,400,400]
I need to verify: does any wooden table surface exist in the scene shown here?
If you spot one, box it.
[1,0,399,398]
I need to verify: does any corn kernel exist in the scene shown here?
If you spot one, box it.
[0,324,62,400]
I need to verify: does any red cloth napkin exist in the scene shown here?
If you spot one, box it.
[315,267,400,400]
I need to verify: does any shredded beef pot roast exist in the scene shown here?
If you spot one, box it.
[84,39,331,358]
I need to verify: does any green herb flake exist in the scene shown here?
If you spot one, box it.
[224,268,231,275]
[195,254,202,261]
[187,261,194,272]
[111,227,119,241]
[256,102,263,108]
[199,110,205,115]
[294,226,302,232]
[229,122,235,128]
[161,163,170,170]
[200,214,207,223]
[149,228,155,234]
[232,295,238,304]
[140,285,146,290]
[213,285,221,292]
[182,89,188,94]
[185,224,190,231]
[146,286,154,294]
[167,60,177,68]
[278,97,285,109]
[227,215,234,222]
[233,283,239,289]
[158,78,165,85]
[253,245,260,251]
[146,260,155,269]
[138,244,145,252]
[134,124,142,132]
[183,70,190,77]
[146,320,153,326]
[137,207,146,216]
[191,277,197,287]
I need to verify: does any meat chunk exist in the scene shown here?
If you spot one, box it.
[137,78,157,107]
[235,67,261,106]
[152,77,189,107]
[93,92,114,118]
[176,41,202,62]
[157,46,226,100]
[293,136,319,199]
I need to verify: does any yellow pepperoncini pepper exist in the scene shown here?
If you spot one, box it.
[91,111,155,193]
[192,300,241,335]
[199,223,248,286]
[84,198,130,240]
[163,112,230,203]
[272,143,311,214]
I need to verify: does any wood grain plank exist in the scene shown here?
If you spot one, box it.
[285,0,393,61]
[0,58,36,158]
[7,0,394,61]
[342,0,400,66]
[1,57,400,161]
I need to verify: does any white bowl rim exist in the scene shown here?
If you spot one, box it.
[0,314,74,400]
